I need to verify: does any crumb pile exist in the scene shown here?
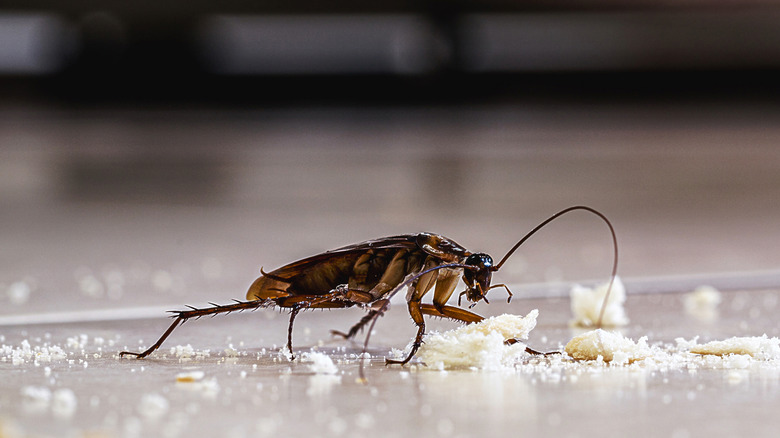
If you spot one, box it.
[409,306,780,372]
[565,329,651,364]
[414,310,538,370]
[561,330,780,372]
[683,335,780,360]
[683,285,722,321]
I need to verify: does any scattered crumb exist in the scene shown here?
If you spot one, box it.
[170,344,210,361]
[570,276,628,327]
[175,377,220,398]
[565,329,651,364]
[301,352,338,375]
[416,310,538,370]
[223,345,239,358]
[2,340,68,366]
[684,285,721,321]
[175,370,205,383]
[686,335,780,360]
[7,281,32,305]
[171,344,195,358]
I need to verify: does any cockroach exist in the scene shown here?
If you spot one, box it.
[119,205,618,366]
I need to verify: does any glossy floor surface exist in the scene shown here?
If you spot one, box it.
[1,102,780,437]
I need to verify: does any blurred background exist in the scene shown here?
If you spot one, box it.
[2,0,780,316]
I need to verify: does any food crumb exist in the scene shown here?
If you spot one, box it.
[175,370,205,382]
[570,276,628,327]
[7,281,32,305]
[301,352,338,375]
[685,335,780,360]
[684,285,721,321]
[565,329,651,364]
[416,310,538,370]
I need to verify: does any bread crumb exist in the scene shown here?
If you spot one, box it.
[565,329,651,364]
[684,285,721,321]
[300,352,338,375]
[175,370,205,382]
[416,310,538,370]
[570,276,628,327]
[686,335,780,360]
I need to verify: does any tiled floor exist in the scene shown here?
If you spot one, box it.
[1,102,779,437]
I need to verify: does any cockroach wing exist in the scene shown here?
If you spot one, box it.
[246,234,424,301]
[246,252,360,300]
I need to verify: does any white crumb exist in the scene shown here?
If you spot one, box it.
[175,370,205,382]
[170,344,210,361]
[171,344,195,358]
[565,329,651,364]
[416,310,538,370]
[301,352,338,375]
[7,281,32,305]
[51,388,77,419]
[223,345,239,357]
[684,335,780,360]
[175,376,220,398]
[570,276,628,327]
[1,340,68,366]
[684,285,722,321]
[137,393,169,421]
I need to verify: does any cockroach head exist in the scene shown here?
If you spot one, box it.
[462,253,494,304]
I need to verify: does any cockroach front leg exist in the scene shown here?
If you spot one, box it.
[385,298,425,366]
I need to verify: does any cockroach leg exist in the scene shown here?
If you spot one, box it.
[331,309,380,340]
[503,338,561,356]
[119,299,270,359]
[488,283,513,303]
[385,299,426,365]
[331,298,390,340]
[119,317,185,359]
[524,346,561,356]
[286,305,302,358]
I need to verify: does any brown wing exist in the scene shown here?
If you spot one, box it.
[265,234,419,279]
[247,234,420,301]
[246,233,471,301]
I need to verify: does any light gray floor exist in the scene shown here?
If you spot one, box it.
[1,102,780,437]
